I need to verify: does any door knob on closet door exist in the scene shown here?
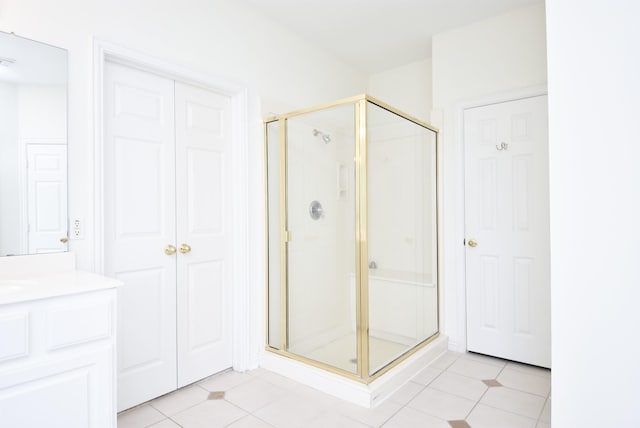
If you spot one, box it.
[60,237,68,244]
[164,244,177,255]
[179,243,192,254]
[468,239,478,248]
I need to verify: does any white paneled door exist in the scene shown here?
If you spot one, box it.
[464,95,550,368]
[175,82,232,387]
[26,144,68,254]
[104,62,232,411]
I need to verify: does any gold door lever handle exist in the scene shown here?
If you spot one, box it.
[165,244,177,255]
[468,239,478,248]
[60,237,69,244]
[179,243,192,254]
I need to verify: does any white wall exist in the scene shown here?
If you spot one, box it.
[546,1,640,426]
[431,3,548,350]
[368,58,432,123]
[0,0,367,271]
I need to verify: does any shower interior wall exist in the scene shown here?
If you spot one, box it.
[286,114,356,356]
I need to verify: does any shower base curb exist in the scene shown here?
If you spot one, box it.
[260,335,448,408]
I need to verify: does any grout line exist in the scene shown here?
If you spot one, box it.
[535,395,550,424]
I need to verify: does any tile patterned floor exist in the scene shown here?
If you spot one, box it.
[117,351,551,428]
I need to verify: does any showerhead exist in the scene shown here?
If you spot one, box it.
[313,129,331,144]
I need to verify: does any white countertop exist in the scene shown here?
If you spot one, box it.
[0,270,122,305]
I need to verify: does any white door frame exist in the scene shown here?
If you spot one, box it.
[92,39,254,371]
[450,84,548,354]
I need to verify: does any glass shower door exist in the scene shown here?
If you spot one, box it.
[285,105,357,374]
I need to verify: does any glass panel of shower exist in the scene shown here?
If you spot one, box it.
[265,95,439,383]
[286,104,357,373]
[366,102,438,375]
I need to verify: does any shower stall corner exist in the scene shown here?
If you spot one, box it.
[262,94,446,407]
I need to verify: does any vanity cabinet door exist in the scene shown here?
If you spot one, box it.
[0,289,117,428]
[0,347,114,427]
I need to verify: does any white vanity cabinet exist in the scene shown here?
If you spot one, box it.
[0,256,121,428]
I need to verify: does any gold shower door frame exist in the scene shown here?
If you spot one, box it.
[264,94,440,384]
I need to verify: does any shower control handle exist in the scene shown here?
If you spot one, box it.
[309,200,324,220]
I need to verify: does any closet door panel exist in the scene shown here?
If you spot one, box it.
[104,62,177,411]
[175,82,232,386]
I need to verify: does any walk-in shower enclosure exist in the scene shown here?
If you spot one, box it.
[265,94,439,383]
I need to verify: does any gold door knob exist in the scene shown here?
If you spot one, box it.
[468,239,478,248]
[60,237,68,244]
[164,244,177,255]
[179,243,192,254]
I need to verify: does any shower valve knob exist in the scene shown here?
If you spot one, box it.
[309,200,324,220]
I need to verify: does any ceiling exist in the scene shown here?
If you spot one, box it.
[235,0,543,73]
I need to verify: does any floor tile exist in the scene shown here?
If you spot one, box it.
[382,406,450,428]
[480,386,546,419]
[482,379,502,387]
[497,367,551,397]
[117,404,166,428]
[407,387,475,420]
[254,391,330,428]
[539,398,551,423]
[413,366,443,385]
[429,371,488,401]
[224,377,289,412]
[448,420,472,428]
[447,357,503,380]
[431,351,460,370]
[306,411,372,428]
[198,370,252,392]
[461,352,508,368]
[148,419,181,428]
[227,415,276,428]
[467,404,537,428]
[259,370,303,391]
[388,381,425,405]
[338,399,402,427]
[171,400,247,428]
[246,367,269,377]
[506,361,551,379]
[149,385,209,416]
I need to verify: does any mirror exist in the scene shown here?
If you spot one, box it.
[0,32,68,256]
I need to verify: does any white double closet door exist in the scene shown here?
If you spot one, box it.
[104,61,232,411]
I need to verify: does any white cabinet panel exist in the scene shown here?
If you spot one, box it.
[47,297,112,350]
[0,288,117,428]
[0,312,29,362]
